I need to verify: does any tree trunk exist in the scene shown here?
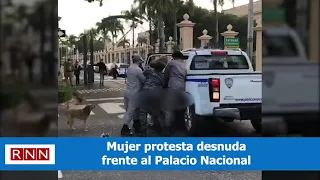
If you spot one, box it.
[50,1,57,85]
[132,21,135,47]
[83,35,88,86]
[158,14,165,53]
[173,11,178,43]
[88,31,94,84]
[90,32,94,65]
[112,33,115,50]
[213,0,219,48]
[103,37,106,50]
[148,18,152,46]
[39,5,45,84]
[103,30,107,49]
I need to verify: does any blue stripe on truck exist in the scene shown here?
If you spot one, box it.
[185,79,208,82]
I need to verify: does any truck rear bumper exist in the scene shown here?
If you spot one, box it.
[213,103,261,120]
[213,108,241,119]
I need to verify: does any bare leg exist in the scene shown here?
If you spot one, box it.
[69,77,73,86]
[68,117,76,130]
[84,120,88,131]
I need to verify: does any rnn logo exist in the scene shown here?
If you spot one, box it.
[5,144,55,165]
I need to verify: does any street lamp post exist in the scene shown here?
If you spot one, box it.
[247,0,254,61]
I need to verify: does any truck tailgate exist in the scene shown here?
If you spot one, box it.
[219,74,262,104]
[263,63,319,114]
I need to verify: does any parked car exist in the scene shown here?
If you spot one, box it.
[106,63,114,76]
[118,64,129,77]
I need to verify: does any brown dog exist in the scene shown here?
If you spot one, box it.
[65,104,95,131]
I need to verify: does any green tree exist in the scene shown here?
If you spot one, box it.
[117,38,130,48]
[135,0,172,52]
[67,35,78,54]
[135,0,194,51]
[171,0,184,43]
[161,4,248,49]
[96,22,111,50]
[137,36,148,45]
[213,0,219,47]
[93,40,105,51]
[135,1,156,47]
[121,6,145,47]
[100,18,124,49]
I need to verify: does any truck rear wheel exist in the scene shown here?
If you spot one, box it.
[250,119,261,133]
[185,105,206,136]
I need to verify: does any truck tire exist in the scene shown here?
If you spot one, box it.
[185,105,206,136]
[250,119,261,133]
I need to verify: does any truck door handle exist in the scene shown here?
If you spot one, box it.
[250,80,261,82]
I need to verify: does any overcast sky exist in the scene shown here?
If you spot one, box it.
[56,0,251,43]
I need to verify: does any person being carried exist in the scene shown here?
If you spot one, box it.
[139,57,167,137]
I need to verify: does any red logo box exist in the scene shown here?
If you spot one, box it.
[10,148,50,160]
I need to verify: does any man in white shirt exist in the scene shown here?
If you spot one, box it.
[121,55,146,136]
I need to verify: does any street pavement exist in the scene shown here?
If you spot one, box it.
[58,72,261,180]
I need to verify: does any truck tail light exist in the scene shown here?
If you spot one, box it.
[209,78,220,102]
[211,51,227,55]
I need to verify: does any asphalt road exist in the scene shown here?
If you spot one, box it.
[58,74,261,180]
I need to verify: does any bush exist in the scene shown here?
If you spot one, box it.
[58,83,75,103]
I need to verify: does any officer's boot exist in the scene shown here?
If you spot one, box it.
[133,119,141,136]
[120,124,132,136]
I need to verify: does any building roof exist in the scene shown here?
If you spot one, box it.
[222,0,261,17]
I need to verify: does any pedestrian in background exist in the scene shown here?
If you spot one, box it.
[74,61,82,85]
[163,51,187,135]
[95,59,107,86]
[64,59,74,86]
[121,55,146,136]
[111,62,118,79]
[25,45,36,83]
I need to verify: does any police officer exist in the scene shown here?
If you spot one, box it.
[121,55,146,136]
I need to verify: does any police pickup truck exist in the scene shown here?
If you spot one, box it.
[184,49,262,135]
[262,26,319,136]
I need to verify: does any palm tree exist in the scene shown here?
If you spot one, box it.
[185,0,195,16]
[88,28,98,41]
[96,22,111,50]
[135,0,172,53]
[171,0,184,44]
[135,2,156,46]
[100,17,124,49]
[121,6,145,47]
[117,38,130,48]
[230,0,235,7]
[59,38,70,58]
[219,0,225,11]
[67,35,78,54]
[213,0,219,47]
[137,36,148,45]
